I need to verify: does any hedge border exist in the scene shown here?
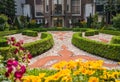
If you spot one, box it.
[22,30,38,37]
[111,36,120,44]
[0,32,54,59]
[100,30,120,36]
[72,32,120,61]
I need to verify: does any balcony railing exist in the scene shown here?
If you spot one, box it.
[52,10,65,16]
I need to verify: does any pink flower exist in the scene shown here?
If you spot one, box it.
[7,59,13,67]
[12,60,18,67]
[20,65,26,74]
[14,71,23,79]
[11,37,15,42]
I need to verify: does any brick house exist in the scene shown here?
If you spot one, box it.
[23,0,95,27]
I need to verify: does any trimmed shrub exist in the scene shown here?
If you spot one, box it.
[72,32,120,61]
[85,30,95,36]
[94,30,99,35]
[0,32,54,58]
[32,28,47,32]
[111,36,120,44]
[0,37,8,47]
[73,28,90,32]
[85,30,99,36]
[22,30,38,37]
[100,30,120,36]
[0,30,22,37]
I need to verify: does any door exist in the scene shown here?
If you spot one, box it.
[53,17,63,27]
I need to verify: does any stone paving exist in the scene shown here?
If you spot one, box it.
[7,33,41,43]
[6,31,120,69]
[28,31,120,69]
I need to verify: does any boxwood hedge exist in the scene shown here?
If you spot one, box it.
[111,36,120,44]
[85,30,99,36]
[22,30,38,37]
[0,37,8,47]
[100,30,120,36]
[72,32,120,61]
[0,32,54,59]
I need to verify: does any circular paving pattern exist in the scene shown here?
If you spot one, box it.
[28,31,120,69]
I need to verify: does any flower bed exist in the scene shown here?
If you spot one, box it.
[22,60,120,82]
[0,32,54,59]
[72,32,120,61]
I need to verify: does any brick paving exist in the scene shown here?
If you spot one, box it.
[7,32,120,69]
[28,31,120,69]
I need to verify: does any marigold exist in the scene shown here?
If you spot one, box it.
[88,77,99,82]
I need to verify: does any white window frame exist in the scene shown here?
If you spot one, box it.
[34,0,44,17]
[72,0,81,16]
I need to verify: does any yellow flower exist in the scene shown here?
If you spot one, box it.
[52,61,67,70]
[115,80,120,82]
[61,75,72,82]
[38,73,46,78]
[88,77,99,82]
[66,60,77,69]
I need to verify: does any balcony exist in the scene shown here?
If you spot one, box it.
[52,4,65,16]
[52,10,65,16]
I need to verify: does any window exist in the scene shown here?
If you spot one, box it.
[45,0,49,12]
[36,19,43,24]
[36,12,43,16]
[72,0,80,14]
[53,0,62,14]
[36,0,42,5]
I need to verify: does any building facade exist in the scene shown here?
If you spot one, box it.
[24,0,95,27]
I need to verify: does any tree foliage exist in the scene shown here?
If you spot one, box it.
[0,0,16,22]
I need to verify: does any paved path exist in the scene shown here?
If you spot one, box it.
[29,31,120,69]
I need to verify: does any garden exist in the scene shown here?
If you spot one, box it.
[1,2,120,82]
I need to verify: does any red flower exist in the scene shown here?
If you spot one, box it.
[11,37,15,42]
[14,48,19,54]
[28,53,32,59]
[20,65,26,74]
[7,66,13,74]
[15,42,21,47]
[19,46,25,51]
[5,72,9,77]
[7,59,13,67]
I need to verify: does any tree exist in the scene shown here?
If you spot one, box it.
[0,14,8,31]
[112,14,120,30]
[0,0,16,23]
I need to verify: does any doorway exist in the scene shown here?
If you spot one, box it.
[53,17,63,27]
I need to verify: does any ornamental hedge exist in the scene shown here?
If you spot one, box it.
[0,37,8,47]
[0,32,54,59]
[111,36,120,44]
[22,30,38,37]
[100,30,120,36]
[85,30,99,36]
[72,32,120,61]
